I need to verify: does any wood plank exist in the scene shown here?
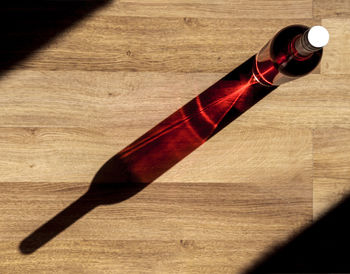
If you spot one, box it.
[1,71,347,129]
[0,182,312,240]
[105,0,312,19]
[314,128,350,180]
[313,128,350,217]
[321,19,350,75]
[0,180,311,273]
[0,240,291,273]
[313,0,350,19]
[313,177,350,218]
[0,127,312,183]
[239,74,350,129]
[6,18,318,73]
[0,70,216,128]
[159,126,312,183]
[1,0,348,272]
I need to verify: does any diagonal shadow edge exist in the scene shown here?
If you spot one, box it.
[19,56,277,254]
[245,192,350,273]
[0,0,112,78]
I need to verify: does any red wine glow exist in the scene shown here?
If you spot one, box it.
[117,57,275,183]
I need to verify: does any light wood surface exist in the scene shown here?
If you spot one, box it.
[1,0,349,273]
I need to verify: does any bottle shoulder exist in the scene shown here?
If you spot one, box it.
[270,25,323,77]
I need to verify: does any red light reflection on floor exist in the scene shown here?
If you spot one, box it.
[116,56,277,183]
[18,56,279,255]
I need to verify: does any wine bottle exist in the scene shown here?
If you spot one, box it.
[252,25,329,86]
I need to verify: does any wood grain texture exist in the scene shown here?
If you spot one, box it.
[11,18,318,73]
[3,71,347,129]
[106,0,313,19]
[0,126,312,183]
[321,19,350,75]
[0,0,349,273]
[1,181,311,273]
[313,0,350,18]
[313,128,350,218]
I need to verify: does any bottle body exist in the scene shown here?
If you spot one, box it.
[253,25,323,86]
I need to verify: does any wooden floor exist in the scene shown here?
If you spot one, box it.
[1,0,350,273]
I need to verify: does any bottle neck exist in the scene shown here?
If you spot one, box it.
[294,29,322,56]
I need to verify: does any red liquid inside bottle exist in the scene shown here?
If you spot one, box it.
[253,25,327,86]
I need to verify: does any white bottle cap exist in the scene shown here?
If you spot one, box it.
[307,26,329,48]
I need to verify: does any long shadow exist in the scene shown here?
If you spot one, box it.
[19,156,149,254]
[245,193,350,273]
[0,0,111,77]
[19,56,277,254]
[12,5,350,266]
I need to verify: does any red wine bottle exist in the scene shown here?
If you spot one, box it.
[253,25,329,86]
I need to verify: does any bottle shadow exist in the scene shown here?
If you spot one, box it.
[19,56,277,254]
[245,193,350,273]
[0,0,111,77]
[19,155,149,254]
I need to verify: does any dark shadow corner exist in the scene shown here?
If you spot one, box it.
[245,193,350,273]
[0,0,112,77]
[19,154,149,254]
